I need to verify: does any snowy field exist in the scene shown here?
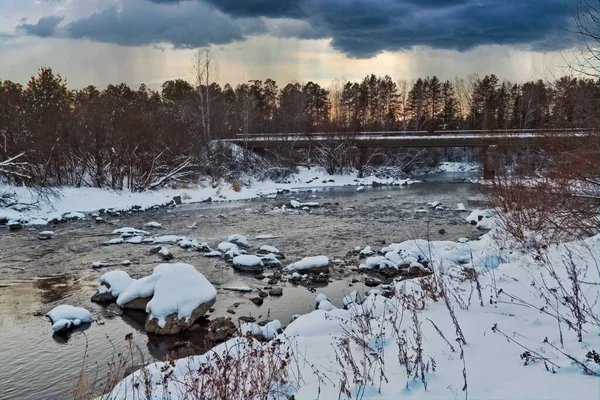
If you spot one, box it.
[104,213,600,400]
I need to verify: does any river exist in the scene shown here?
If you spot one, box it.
[0,173,487,399]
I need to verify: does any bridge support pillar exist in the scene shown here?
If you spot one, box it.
[482,145,498,180]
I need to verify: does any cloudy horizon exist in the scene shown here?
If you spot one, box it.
[0,0,587,90]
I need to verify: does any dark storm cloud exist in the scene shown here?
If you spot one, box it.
[24,0,574,57]
[17,15,63,37]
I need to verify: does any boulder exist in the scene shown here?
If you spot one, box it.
[173,195,182,205]
[91,290,116,303]
[103,303,124,317]
[250,297,264,306]
[365,277,382,287]
[120,296,152,311]
[269,287,283,296]
[145,298,216,335]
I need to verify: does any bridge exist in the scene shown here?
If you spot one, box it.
[224,128,595,148]
[223,128,598,179]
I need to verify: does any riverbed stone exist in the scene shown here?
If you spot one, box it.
[365,277,382,287]
[91,290,116,303]
[250,297,264,306]
[103,303,124,317]
[207,317,237,343]
[269,287,283,296]
[121,296,152,311]
[145,297,215,335]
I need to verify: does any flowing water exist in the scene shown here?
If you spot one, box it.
[0,173,487,399]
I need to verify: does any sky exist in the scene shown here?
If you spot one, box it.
[0,0,586,90]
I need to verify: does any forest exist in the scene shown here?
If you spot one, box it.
[1,63,599,190]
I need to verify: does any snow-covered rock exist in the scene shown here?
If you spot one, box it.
[144,221,162,228]
[227,234,249,248]
[456,203,466,211]
[343,290,359,307]
[117,274,161,310]
[232,255,263,272]
[152,235,184,244]
[317,299,336,311]
[205,250,222,257]
[145,263,217,335]
[63,211,86,220]
[290,200,301,208]
[240,320,282,340]
[466,209,494,229]
[112,227,150,236]
[217,241,239,253]
[125,236,144,244]
[359,246,374,257]
[92,271,135,303]
[46,305,92,333]
[260,253,282,268]
[158,247,173,261]
[255,234,275,240]
[286,256,329,273]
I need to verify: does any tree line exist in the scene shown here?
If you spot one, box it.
[1,60,598,189]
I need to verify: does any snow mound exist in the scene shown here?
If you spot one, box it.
[227,234,249,247]
[99,271,134,297]
[116,274,162,307]
[146,263,217,328]
[286,256,329,271]
[112,227,150,236]
[259,245,280,254]
[152,235,184,244]
[317,299,336,311]
[240,320,282,339]
[218,242,238,253]
[232,255,263,268]
[46,305,92,332]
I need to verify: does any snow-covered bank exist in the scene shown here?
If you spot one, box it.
[0,167,418,225]
[106,217,600,399]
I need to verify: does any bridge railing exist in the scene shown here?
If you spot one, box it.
[230,128,596,140]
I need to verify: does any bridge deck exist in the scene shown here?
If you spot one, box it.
[223,129,596,149]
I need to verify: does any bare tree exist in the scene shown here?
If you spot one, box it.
[571,0,600,77]
[193,47,220,141]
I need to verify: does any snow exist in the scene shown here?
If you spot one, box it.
[290,200,301,208]
[112,227,150,236]
[222,286,253,292]
[144,221,162,228]
[27,218,48,226]
[432,161,480,173]
[0,167,420,224]
[98,271,134,297]
[232,255,263,268]
[317,299,336,311]
[205,250,221,257]
[103,238,124,245]
[255,234,275,240]
[63,211,86,220]
[146,263,217,328]
[158,247,171,257]
[152,235,183,244]
[106,225,600,400]
[91,261,106,269]
[125,236,143,244]
[240,320,282,339]
[116,274,162,306]
[315,293,328,304]
[217,241,238,253]
[342,290,358,307]
[39,230,54,236]
[362,256,386,269]
[259,245,280,254]
[227,234,249,247]
[286,256,329,271]
[356,186,365,192]
[359,246,374,256]
[46,305,92,331]
[456,202,466,211]
[178,239,199,249]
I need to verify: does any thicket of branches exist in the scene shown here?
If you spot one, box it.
[487,2,600,245]
[1,47,599,189]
